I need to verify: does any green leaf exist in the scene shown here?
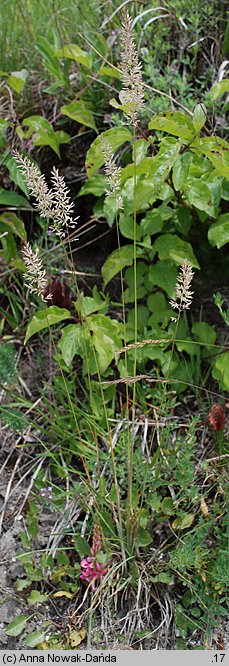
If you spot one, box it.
[153,234,200,268]
[8,69,27,94]
[76,175,106,197]
[26,630,47,648]
[186,178,213,214]
[150,572,174,584]
[211,79,229,101]
[208,213,229,249]
[119,214,142,241]
[148,260,177,298]
[212,352,229,390]
[192,104,207,132]
[100,65,121,80]
[22,115,52,133]
[32,129,70,157]
[135,527,152,547]
[35,37,64,80]
[102,246,134,286]
[172,513,195,530]
[172,152,192,191]
[5,614,29,637]
[162,497,174,515]
[59,323,90,367]
[57,44,92,69]
[0,212,27,240]
[0,187,30,209]
[61,101,97,131]
[192,322,216,348]
[73,535,91,558]
[27,590,49,605]
[86,128,132,178]
[5,155,29,196]
[25,307,70,343]
[148,112,194,141]
[149,138,180,188]
[88,313,121,373]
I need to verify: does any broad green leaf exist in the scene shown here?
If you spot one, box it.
[86,128,132,178]
[193,104,207,132]
[135,527,152,547]
[172,513,195,530]
[208,213,229,249]
[186,178,213,214]
[100,65,121,79]
[26,630,47,648]
[148,260,177,298]
[0,187,30,209]
[192,322,216,348]
[25,307,70,343]
[73,535,91,557]
[22,115,52,133]
[77,175,106,197]
[8,69,27,94]
[0,229,17,262]
[59,323,90,367]
[88,314,121,373]
[5,614,29,637]
[211,79,229,101]
[5,155,29,196]
[212,352,229,390]
[57,43,92,69]
[172,152,192,191]
[162,497,174,515]
[200,141,229,180]
[75,295,106,317]
[27,590,49,605]
[0,212,27,240]
[102,245,135,286]
[119,214,142,241]
[61,101,96,131]
[33,129,70,157]
[153,234,200,268]
[148,112,194,141]
[149,138,180,188]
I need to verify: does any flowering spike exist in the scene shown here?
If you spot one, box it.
[50,166,77,238]
[119,10,144,124]
[13,151,77,239]
[170,259,194,317]
[101,136,123,210]
[21,241,51,302]
[13,151,54,220]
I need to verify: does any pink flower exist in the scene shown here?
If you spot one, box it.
[80,556,109,590]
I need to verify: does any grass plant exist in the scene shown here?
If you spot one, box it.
[0,3,228,652]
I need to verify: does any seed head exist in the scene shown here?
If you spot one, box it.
[21,241,51,302]
[13,151,54,220]
[13,151,77,239]
[50,166,77,238]
[101,136,123,210]
[170,259,194,318]
[120,10,144,124]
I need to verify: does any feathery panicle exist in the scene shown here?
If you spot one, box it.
[13,151,77,239]
[120,10,144,124]
[101,136,123,210]
[13,150,54,220]
[50,166,77,238]
[21,241,51,302]
[170,259,194,319]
